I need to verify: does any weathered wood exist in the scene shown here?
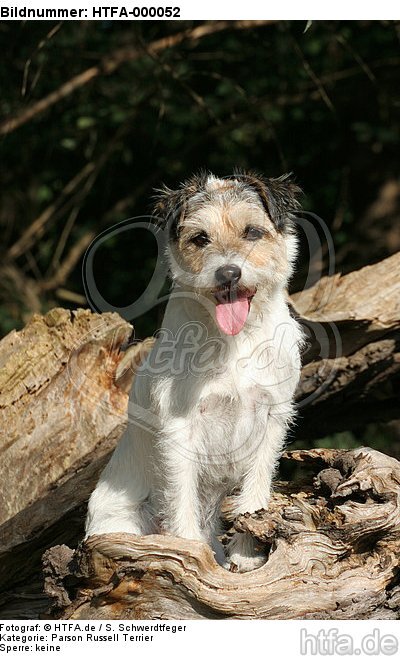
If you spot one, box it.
[43,447,400,620]
[296,336,400,438]
[292,250,400,355]
[293,250,400,438]
[0,308,133,591]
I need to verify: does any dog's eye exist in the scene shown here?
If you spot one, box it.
[244,226,265,241]
[190,232,210,248]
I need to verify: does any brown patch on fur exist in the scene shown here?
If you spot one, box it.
[245,233,286,269]
[172,237,206,274]
[153,170,302,241]
[207,201,279,267]
[173,197,289,275]
[215,207,238,246]
[206,179,239,194]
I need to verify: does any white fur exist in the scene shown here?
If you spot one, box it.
[86,178,303,572]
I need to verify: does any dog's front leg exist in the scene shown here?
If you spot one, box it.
[159,426,203,543]
[227,413,287,572]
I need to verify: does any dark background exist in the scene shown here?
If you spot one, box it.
[1,19,399,453]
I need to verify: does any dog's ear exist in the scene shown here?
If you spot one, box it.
[234,171,302,232]
[152,173,209,239]
[152,185,187,240]
[264,174,302,232]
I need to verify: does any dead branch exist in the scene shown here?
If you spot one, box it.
[6,162,95,261]
[7,116,133,263]
[0,21,275,136]
[41,231,96,292]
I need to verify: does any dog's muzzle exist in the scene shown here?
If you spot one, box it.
[212,277,255,337]
[215,264,242,286]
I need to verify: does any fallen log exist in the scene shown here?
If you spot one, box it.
[0,309,135,618]
[43,447,400,620]
[292,251,400,439]
[0,251,399,618]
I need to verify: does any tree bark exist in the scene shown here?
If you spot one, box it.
[0,252,399,618]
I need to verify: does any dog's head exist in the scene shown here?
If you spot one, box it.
[153,171,302,335]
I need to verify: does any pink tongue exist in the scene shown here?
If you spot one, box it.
[215,297,250,335]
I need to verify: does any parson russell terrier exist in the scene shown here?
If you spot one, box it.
[85,171,304,572]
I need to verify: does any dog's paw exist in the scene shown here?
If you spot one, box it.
[227,551,267,573]
[226,532,267,573]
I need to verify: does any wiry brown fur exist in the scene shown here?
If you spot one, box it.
[174,199,282,277]
[153,170,302,241]
[153,172,300,290]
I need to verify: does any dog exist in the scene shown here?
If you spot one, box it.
[85,171,303,572]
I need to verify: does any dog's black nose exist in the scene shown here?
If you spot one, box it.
[215,264,242,286]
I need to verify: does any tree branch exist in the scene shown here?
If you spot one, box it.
[0,21,275,136]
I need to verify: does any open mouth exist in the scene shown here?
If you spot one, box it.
[213,285,256,336]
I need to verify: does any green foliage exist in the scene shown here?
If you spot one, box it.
[1,21,399,328]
